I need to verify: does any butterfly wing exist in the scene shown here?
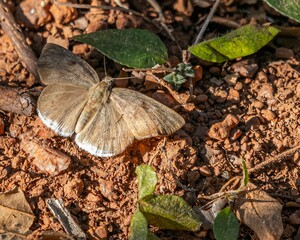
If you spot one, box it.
[110,88,185,139]
[37,85,88,137]
[38,43,99,88]
[75,100,134,157]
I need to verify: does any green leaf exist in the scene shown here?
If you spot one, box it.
[241,158,249,187]
[73,29,168,68]
[163,63,195,88]
[136,165,158,200]
[188,25,280,63]
[264,0,300,23]
[139,195,202,231]
[129,210,149,240]
[213,207,239,240]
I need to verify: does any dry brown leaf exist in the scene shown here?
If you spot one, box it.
[235,183,283,240]
[0,187,35,239]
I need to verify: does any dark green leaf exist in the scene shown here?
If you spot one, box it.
[136,165,158,200]
[264,0,300,22]
[139,195,201,231]
[163,63,194,88]
[213,207,239,240]
[188,25,280,63]
[73,29,168,68]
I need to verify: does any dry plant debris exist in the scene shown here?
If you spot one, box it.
[0,0,299,239]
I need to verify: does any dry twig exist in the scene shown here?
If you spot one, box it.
[0,86,36,116]
[0,0,38,80]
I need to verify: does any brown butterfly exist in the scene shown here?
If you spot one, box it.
[37,43,185,157]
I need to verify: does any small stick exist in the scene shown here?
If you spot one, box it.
[0,0,38,81]
[46,198,87,240]
[193,0,221,45]
[0,86,36,116]
[248,145,300,175]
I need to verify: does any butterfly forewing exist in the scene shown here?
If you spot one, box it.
[110,88,185,139]
[38,43,99,88]
[37,85,88,137]
[75,100,134,157]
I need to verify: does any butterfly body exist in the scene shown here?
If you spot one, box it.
[37,43,185,157]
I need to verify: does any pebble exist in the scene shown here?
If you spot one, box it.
[257,83,274,100]
[229,60,258,77]
[199,165,212,177]
[252,100,264,109]
[276,47,294,59]
[20,135,71,176]
[290,213,300,225]
[245,116,261,131]
[230,128,242,141]
[207,114,239,140]
[0,117,4,135]
[224,74,239,86]
[227,88,240,102]
[261,109,277,121]
[195,94,208,103]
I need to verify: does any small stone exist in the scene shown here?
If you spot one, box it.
[210,77,224,85]
[86,193,102,202]
[0,118,4,135]
[227,88,240,102]
[199,165,212,177]
[252,100,264,109]
[229,60,258,77]
[144,74,160,90]
[195,94,208,103]
[151,90,177,107]
[224,74,239,86]
[276,47,294,59]
[215,90,228,103]
[230,128,242,141]
[88,226,108,240]
[74,16,89,30]
[245,116,261,131]
[257,83,274,100]
[209,66,221,75]
[207,114,239,140]
[261,109,276,121]
[20,133,71,176]
[289,213,300,225]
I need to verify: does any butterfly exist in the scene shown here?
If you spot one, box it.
[37,43,185,157]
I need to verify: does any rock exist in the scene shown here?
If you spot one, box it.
[0,117,4,135]
[227,88,240,102]
[261,109,277,121]
[195,94,208,103]
[20,133,71,176]
[289,212,300,225]
[49,0,78,24]
[245,116,261,131]
[230,128,242,141]
[229,60,258,77]
[276,47,294,59]
[224,74,239,86]
[207,114,239,140]
[257,83,274,100]
[199,165,212,177]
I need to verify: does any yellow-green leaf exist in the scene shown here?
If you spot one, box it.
[189,25,280,63]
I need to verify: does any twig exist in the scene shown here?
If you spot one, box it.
[248,145,300,175]
[0,0,38,81]
[193,0,221,45]
[47,198,87,240]
[0,86,36,116]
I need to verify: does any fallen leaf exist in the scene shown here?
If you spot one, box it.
[0,187,35,239]
[235,183,283,240]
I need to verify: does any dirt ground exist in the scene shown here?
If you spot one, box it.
[0,0,300,239]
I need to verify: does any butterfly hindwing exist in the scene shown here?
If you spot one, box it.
[110,88,185,139]
[75,100,134,157]
[38,43,99,88]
